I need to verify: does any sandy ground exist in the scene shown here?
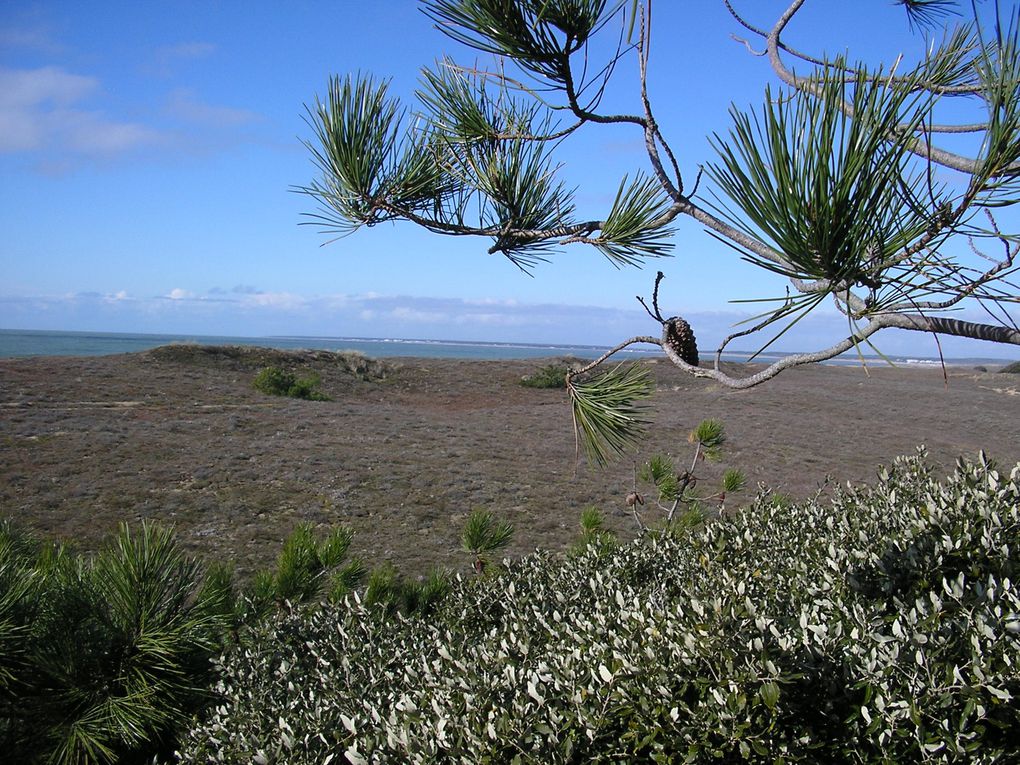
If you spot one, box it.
[2,346,1018,579]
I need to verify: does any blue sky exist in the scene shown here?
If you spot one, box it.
[1,1,1015,358]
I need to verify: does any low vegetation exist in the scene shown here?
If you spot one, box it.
[363,563,452,619]
[0,522,234,764]
[2,452,1017,763]
[460,507,514,574]
[0,517,478,764]
[252,365,330,400]
[519,363,572,389]
[146,344,391,382]
[246,522,366,619]
[630,419,746,532]
[178,451,1019,763]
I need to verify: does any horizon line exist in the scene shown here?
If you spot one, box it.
[0,326,1011,365]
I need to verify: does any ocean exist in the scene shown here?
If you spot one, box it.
[0,328,1003,367]
[0,328,657,362]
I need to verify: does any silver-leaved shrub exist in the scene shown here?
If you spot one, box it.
[177,451,1019,763]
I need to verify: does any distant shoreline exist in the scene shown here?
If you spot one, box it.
[0,327,1011,368]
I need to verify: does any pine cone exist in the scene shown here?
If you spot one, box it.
[663,317,699,366]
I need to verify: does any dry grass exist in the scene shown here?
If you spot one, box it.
[2,347,1018,579]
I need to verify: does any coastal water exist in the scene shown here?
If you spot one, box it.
[0,328,655,361]
[0,328,1003,367]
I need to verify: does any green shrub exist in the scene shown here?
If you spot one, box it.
[0,522,233,764]
[633,420,745,531]
[519,363,570,389]
[287,374,327,400]
[461,508,514,574]
[252,365,330,400]
[363,563,451,618]
[0,522,39,699]
[245,523,365,619]
[570,506,618,556]
[178,451,1020,763]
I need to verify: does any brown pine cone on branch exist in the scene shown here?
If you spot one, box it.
[663,317,699,366]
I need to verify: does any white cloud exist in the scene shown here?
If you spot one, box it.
[463,297,519,307]
[64,110,163,154]
[243,291,306,310]
[0,61,255,165]
[0,66,95,108]
[165,88,259,128]
[0,66,164,156]
[2,288,1016,360]
[321,294,353,310]
[390,306,450,323]
[0,108,43,152]
[0,26,63,54]
[454,311,533,327]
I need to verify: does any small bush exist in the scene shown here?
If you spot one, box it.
[461,508,514,574]
[252,365,330,400]
[0,522,232,764]
[519,363,570,389]
[999,360,1020,374]
[334,350,390,381]
[252,365,293,394]
[179,451,1020,764]
[245,523,365,619]
[570,506,618,556]
[629,421,744,534]
[0,519,387,762]
[363,564,451,618]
